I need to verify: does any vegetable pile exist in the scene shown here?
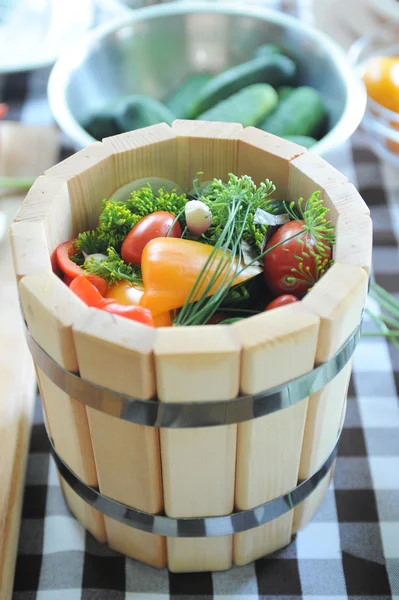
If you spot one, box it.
[54,173,336,327]
[83,44,327,149]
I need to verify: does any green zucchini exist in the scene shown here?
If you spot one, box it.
[253,43,281,59]
[260,86,327,138]
[277,86,294,101]
[283,135,317,149]
[197,84,278,127]
[189,54,296,118]
[83,112,121,140]
[116,95,176,132]
[165,73,213,117]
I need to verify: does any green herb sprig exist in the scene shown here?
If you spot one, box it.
[84,247,142,286]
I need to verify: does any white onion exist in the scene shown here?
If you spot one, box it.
[83,252,107,263]
[185,200,212,236]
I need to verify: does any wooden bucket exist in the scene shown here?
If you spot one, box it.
[10,121,372,572]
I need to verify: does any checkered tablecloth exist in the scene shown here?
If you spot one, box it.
[2,2,399,599]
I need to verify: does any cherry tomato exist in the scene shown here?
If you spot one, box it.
[121,211,181,265]
[100,301,154,326]
[263,220,332,297]
[363,56,399,113]
[69,276,103,307]
[265,294,299,311]
[55,239,108,295]
[106,281,144,305]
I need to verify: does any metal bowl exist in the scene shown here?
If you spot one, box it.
[48,2,366,154]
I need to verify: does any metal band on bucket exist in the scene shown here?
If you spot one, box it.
[48,426,340,537]
[25,322,361,428]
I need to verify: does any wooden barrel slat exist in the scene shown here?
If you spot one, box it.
[72,308,166,568]
[237,128,306,199]
[9,220,51,281]
[172,120,243,189]
[18,271,106,542]
[154,326,240,572]
[45,142,116,232]
[103,123,178,190]
[232,304,320,565]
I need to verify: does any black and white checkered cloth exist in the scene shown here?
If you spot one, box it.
[2,2,399,598]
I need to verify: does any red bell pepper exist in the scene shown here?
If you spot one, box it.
[55,239,108,295]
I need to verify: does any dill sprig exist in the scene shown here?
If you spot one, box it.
[281,191,335,290]
[284,191,335,254]
[84,247,142,286]
[196,174,277,251]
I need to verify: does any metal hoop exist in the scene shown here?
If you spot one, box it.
[25,322,361,429]
[49,427,340,538]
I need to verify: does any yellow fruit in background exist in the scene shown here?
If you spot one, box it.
[363,55,399,113]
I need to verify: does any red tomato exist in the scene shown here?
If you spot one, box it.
[265,294,299,311]
[263,220,332,297]
[121,211,181,265]
[55,239,108,295]
[100,301,154,326]
[106,281,144,306]
[69,276,103,307]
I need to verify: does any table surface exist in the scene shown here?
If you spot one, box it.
[2,1,399,599]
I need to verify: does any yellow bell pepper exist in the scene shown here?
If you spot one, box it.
[106,281,144,305]
[139,237,260,316]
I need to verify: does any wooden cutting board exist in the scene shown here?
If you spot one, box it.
[0,123,59,600]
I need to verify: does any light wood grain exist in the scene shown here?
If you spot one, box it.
[292,469,333,533]
[334,213,373,273]
[103,123,178,191]
[231,304,320,565]
[154,325,240,572]
[45,142,115,232]
[172,120,243,189]
[322,182,370,226]
[288,152,348,205]
[14,175,74,255]
[18,271,106,542]
[9,220,51,281]
[72,308,165,567]
[0,197,37,600]
[237,128,306,199]
[294,263,368,531]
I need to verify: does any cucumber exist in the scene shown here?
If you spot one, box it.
[253,43,281,59]
[197,83,278,127]
[277,86,294,101]
[83,112,121,140]
[283,135,317,149]
[260,86,327,138]
[189,54,296,118]
[116,95,176,132]
[165,73,213,117]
